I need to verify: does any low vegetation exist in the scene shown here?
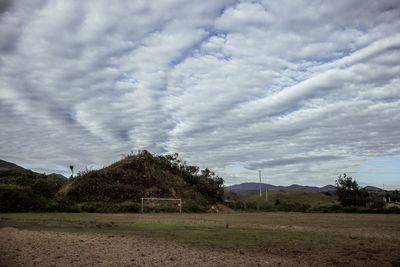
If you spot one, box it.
[0,170,66,212]
[1,212,399,266]
[0,151,225,213]
[232,190,340,212]
[1,158,398,214]
[228,174,399,213]
[62,150,224,212]
[335,173,369,207]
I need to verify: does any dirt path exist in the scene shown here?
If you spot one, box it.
[0,227,294,266]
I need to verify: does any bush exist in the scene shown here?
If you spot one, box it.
[370,198,385,208]
[277,202,311,212]
[54,198,81,212]
[335,174,369,207]
[81,202,114,213]
[0,169,67,212]
[0,184,33,212]
[120,202,141,213]
[343,206,360,213]
[308,204,343,213]
[387,206,400,214]
[183,199,206,212]
[328,204,343,212]
[80,202,142,213]
[230,201,248,210]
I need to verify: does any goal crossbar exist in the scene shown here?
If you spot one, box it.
[141,198,182,213]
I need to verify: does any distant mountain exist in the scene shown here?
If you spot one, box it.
[225,182,381,198]
[47,173,68,180]
[0,160,67,180]
[320,185,337,192]
[226,182,335,192]
[365,186,382,192]
[0,159,25,171]
[225,183,335,198]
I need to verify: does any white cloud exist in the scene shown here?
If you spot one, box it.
[0,0,399,188]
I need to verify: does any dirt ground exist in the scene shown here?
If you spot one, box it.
[0,227,295,267]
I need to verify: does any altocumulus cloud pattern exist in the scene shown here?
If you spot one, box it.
[0,0,399,188]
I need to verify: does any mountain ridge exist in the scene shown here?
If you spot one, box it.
[0,159,68,180]
[225,182,336,192]
[225,182,382,198]
[0,159,26,171]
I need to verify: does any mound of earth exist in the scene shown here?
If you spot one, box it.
[61,151,224,211]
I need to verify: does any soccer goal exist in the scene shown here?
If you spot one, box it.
[141,198,182,213]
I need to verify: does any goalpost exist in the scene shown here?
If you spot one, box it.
[141,198,182,213]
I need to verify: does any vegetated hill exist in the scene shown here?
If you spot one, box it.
[0,159,67,180]
[0,168,67,212]
[48,173,68,180]
[320,185,337,192]
[61,150,224,212]
[237,190,339,212]
[0,159,25,171]
[365,186,383,192]
[225,183,336,198]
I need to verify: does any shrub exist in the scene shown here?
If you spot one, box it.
[370,197,385,208]
[79,202,143,213]
[0,184,33,212]
[335,174,369,207]
[55,198,81,212]
[183,199,206,212]
[343,206,360,213]
[328,204,343,212]
[387,206,400,214]
[0,169,67,212]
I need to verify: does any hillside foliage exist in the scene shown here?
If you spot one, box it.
[335,173,369,207]
[231,190,340,212]
[62,150,224,212]
[0,169,66,212]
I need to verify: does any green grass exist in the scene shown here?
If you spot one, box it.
[244,190,338,207]
[1,212,400,265]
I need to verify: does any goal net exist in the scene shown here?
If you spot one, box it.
[141,198,182,213]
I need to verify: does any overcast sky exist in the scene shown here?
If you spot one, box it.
[1,0,399,189]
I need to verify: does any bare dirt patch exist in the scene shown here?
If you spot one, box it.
[0,227,294,267]
[1,212,400,266]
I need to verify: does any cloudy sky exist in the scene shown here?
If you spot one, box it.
[1,0,399,189]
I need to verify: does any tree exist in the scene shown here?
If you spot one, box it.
[335,173,369,207]
[70,165,74,178]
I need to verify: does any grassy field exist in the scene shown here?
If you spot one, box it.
[1,212,400,265]
[243,190,339,209]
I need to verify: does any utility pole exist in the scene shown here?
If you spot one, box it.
[265,174,268,202]
[259,170,262,198]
